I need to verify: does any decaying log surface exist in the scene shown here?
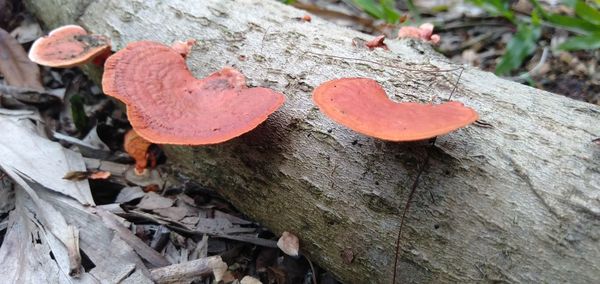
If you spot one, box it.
[26,0,600,283]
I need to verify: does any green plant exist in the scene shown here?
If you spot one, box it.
[351,0,404,23]
[469,0,600,75]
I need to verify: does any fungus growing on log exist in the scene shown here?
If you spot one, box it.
[397,23,440,44]
[123,129,156,175]
[313,78,478,141]
[28,25,111,68]
[102,41,285,145]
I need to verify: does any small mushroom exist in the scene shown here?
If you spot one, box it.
[312,78,478,141]
[102,41,285,145]
[28,25,111,68]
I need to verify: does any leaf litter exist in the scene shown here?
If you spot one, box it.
[0,7,328,283]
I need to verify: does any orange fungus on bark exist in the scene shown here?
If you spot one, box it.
[102,41,285,145]
[312,78,478,141]
[28,25,111,68]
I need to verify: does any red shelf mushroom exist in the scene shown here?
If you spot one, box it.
[123,129,156,175]
[313,78,478,141]
[28,25,111,68]
[102,41,285,145]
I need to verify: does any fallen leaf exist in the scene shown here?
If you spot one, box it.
[115,186,145,203]
[241,275,263,284]
[89,171,111,179]
[9,15,43,43]
[63,170,111,180]
[137,192,174,210]
[0,115,94,205]
[154,207,188,221]
[124,168,165,187]
[277,231,300,257]
[0,28,44,91]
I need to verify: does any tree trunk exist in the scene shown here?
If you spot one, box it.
[26,0,600,283]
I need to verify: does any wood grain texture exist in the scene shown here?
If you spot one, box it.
[25,0,600,283]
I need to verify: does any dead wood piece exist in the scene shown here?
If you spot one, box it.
[150,255,225,283]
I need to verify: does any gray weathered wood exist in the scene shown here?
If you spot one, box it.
[150,256,225,283]
[25,0,600,283]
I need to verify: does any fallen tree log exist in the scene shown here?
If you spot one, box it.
[26,0,600,283]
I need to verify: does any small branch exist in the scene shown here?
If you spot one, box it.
[150,256,225,283]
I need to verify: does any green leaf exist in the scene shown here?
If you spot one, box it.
[561,0,577,8]
[381,0,401,23]
[575,0,600,25]
[495,24,541,75]
[545,13,600,33]
[468,0,515,22]
[351,0,401,23]
[558,32,600,50]
[69,95,88,132]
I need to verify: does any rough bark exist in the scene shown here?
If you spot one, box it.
[25,0,600,283]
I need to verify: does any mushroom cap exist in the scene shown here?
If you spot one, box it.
[102,41,285,145]
[313,78,478,141]
[28,25,110,68]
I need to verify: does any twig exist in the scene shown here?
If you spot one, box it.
[392,138,435,284]
[0,83,59,105]
[305,255,318,284]
[393,66,465,283]
[150,256,224,283]
[448,67,464,101]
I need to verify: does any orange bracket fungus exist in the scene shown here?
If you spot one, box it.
[313,78,478,141]
[28,25,111,68]
[102,41,285,145]
[124,129,156,175]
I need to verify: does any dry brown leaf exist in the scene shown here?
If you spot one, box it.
[277,231,300,257]
[63,170,111,181]
[89,170,111,179]
[0,28,43,91]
